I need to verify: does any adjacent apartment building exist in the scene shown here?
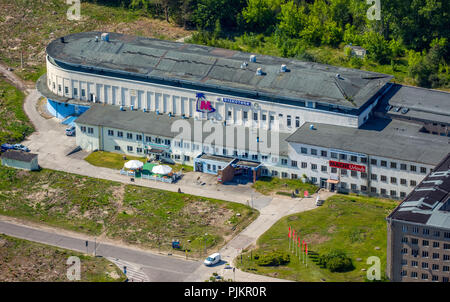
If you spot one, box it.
[386,153,450,282]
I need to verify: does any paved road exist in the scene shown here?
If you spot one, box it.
[0,218,200,282]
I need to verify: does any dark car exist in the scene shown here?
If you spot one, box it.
[1,143,14,152]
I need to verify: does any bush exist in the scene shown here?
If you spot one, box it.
[256,250,290,266]
[318,249,354,272]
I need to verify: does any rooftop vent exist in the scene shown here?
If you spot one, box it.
[60,37,65,43]
[130,105,134,111]
[143,108,147,112]
[309,124,315,130]
[256,67,263,76]
[250,55,256,63]
[240,62,248,69]
[101,33,109,42]
[95,36,99,42]
[335,73,344,80]
[120,106,125,111]
[280,64,287,72]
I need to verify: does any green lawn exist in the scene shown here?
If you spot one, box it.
[85,151,146,170]
[0,234,126,282]
[0,165,258,257]
[236,194,398,282]
[0,78,34,144]
[252,176,318,196]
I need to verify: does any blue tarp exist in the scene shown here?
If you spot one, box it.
[61,115,78,126]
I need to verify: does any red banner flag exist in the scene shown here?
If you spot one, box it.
[293,229,295,239]
[305,243,308,255]
[298,237,300,247]
[288,226,291,238]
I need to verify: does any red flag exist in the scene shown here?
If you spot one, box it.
[305,243,308,255]
[298,237,300,247]
[288,226,291,238]
[293,229,295,239]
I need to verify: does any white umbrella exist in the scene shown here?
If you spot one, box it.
[152,165,172,175]
[124,160,143,170]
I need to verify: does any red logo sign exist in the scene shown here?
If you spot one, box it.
[329,160,366,172]
[196,93,215,113]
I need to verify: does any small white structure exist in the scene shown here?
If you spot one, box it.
[124,160,143,170]
[1,150,39,171]
[345,45,367,58]
[152,165,172,175]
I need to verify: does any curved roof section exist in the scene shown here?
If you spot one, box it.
[47,31,393,110]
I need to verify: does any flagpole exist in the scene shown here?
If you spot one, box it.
[288,226,291,251]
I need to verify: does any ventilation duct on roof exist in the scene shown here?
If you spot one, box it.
[95,36,99,42]
[280,64,287,72]
[256,67,263,76]
[101,33,109,42]
[250,55,256,63]
[240,62,248,69]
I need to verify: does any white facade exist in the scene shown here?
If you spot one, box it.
[47,56,361,134]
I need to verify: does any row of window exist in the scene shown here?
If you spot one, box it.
[402,237,450,249]
[340,183,408,197]
[80,126,94,134]
[299,146,428,174]
[401,259,450,268]
[107,129,171,145]
[401,248,450,260]
[401,270,449,281]
[240,111,301,128]
[401,226,450,239]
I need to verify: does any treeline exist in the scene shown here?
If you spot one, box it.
[86,0,449,88]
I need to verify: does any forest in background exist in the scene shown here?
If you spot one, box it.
[80,1,450,89]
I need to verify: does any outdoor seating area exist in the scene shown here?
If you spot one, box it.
[120,160,181,183]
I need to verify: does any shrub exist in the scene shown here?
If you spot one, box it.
[318,249,354,272]
[256,250,290,266]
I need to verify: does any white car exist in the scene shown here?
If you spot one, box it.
[315,196,324,206]
[204,253,221,266]
[65,126,76,136]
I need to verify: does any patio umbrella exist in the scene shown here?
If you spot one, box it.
[152,165,172,175]
[124,160,143,170]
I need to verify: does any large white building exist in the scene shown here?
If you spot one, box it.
[37,31,450,198]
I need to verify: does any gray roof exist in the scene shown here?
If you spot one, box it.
[378,84,450,125]
[75,104,289,156]
[1,150,37,162]
[388,153,450,229]
[47,31,393,110]
[286,119,450,165]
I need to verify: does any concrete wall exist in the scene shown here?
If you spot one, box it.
[46,99,90,120]
[47,56,360,132]
[2,157,39,171]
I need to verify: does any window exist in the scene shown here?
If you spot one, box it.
[390,190,397,197]
[401,237,408,243]
[136,135,142,141]
[301,162,307,169]
[80,126,86,133]
[127,146,133,152]
[411,249,419,257]
[433,253,439,260]
[126,133,133,139]
[81,89,85,97]
[295,117,300,127]
[165,139,171,146]
[351,184,357,190]
[351,170,357,177]
[433,231,440,237]
[331,152,338,159]
[444,254,450,260]
[381,175,387,182]
[108,130,114,136]
[445,232,450,239]
[117,131,123,137]
[411,238,418,245]
[137,147,142,153]
[401,259,407,265]
[400,270,407,277]
[331,167,337,173]
[444,266,450,272]
[311,177,317,183]
[114,146,120,151]
[321,165,327,172]
[370,187,377,193]
[184,155,190,161]
[420,167,427,174]
[411,272,418,278]
[422,240,429,246]
[301,147,308,154]
[291,160,297,167]
[432,275,439,281]
[400,178,407,185]
[380,160,387,167]
[380,188,386,195]
[311,164,317,170]
[433,242,440,248]
[311,149,317,155]
[400,163,407,170]
[390,162,397,169]
[64,86,69,94]
[227,111,232,118]
[281,159,288,165]
[321,150,327,157]
[291,174,298,179]
[432,264,439,271]
[262,114,266,121]
[58,84,61,92]
[410,180,417,186]
[360,157,367,163]
[411,261,418,267]
[88,127,94,134]
[286,115,291,127]
[400,192,406,198]
[252,154,258,161]
[390,177,397,184]
[401,248,408,254]
[73,88,78,96]
[341,169,347,176]
[361,172,367,179]
[410,165,416,172]
[423,228,430,235]
[421,273,428,280]
[282,172,289,178]
[339,154,347,160]
[371,158,377,165]
[444,277,449,282]
[253,112,258,121]
[361,185,367,191]
[271,170,278,177]
[422,262,428,269]
[146,136,151,142]
[350,155,357,162]
[223,149,228,156]
[422,251,429,258]
[412,226,419,234]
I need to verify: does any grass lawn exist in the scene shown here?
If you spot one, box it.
[0,234,126,282]
[236,194,398,282]
[0,166,258,257]
[0,78,34,144]
[85,151,146,170]
[252,176,318,196]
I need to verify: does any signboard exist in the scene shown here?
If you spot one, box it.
[329,160,366,173]
[196,93,215,113]
[222,97,251,107]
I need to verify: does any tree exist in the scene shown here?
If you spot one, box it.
[242,0,279,32]
[277,1,305,39]
[362,31,393,64]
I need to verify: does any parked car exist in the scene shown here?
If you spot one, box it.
[13,144,30,152]
[315,196,324,206]
[204,253,221,266]
[65,126,76,136]
[1,143,14,152]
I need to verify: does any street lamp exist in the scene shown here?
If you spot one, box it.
[204,233,208,256]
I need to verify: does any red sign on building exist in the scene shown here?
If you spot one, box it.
[329,160,366,173]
